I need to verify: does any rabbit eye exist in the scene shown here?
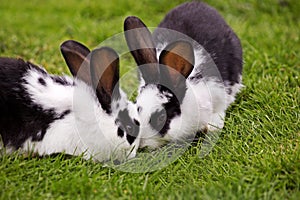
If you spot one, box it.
[137,106,142,113]
[149,109,167,131]
[157,113,166,125]
[126,125,133,135]
[116,108,140,145]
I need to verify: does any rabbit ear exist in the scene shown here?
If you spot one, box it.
[124,16,159,83]
[60,40,91,85]
[90,47,120,114]
[159,41,194,102]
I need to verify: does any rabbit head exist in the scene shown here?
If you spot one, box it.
[60,40,141,161]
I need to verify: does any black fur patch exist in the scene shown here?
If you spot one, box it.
[148,84,181,137]
[117,127,124,138]
[116,109,140,145]
[134,119,140,126]
[126,133,136,145]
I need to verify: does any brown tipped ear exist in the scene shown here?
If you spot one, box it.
[159,41,194,88]
[90,47,120,114]
[60,40,91,85]
[124,16,159,83]
[158,41,194,103]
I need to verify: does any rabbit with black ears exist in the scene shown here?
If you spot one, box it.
[124,2,243,149]
[0,40,140,162]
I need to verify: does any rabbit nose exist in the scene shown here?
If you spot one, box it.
[113,159,121,165]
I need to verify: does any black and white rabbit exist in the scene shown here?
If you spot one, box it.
[0,40,140,162]
[124,2,243,148]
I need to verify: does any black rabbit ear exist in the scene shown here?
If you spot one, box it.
[90,47,120,114]
[159,41,194,102]
[124,16,159,83]
[60,40,91,85]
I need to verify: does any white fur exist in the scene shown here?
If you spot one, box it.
[24,68,73,114]
[20,69,140,162]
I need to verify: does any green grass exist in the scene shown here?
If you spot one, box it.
[1,0,299,199]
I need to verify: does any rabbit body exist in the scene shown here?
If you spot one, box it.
[124,2,243,148]
[0,58,77,154]
[0,41,140,162]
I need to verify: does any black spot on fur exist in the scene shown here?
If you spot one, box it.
[38,77,46,86]
[117,109,140,145]
[51,76,73,86]
[134,119,140,126]
[117,127,124,138]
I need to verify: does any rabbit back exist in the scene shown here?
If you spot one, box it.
[0,58,73,150]
[153,2,243,87]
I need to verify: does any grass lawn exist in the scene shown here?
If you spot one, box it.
[0,0,299,199]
